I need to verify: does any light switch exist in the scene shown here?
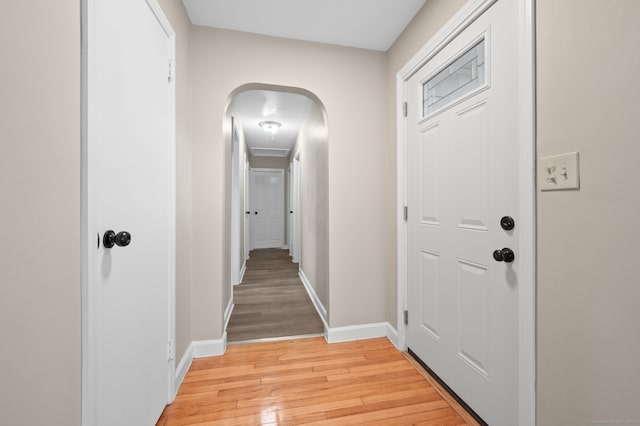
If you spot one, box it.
[539,152,580,191]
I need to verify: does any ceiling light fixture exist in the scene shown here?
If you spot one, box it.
[259,120,281,139]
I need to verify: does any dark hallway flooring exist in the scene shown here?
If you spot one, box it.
[226,248,325,342]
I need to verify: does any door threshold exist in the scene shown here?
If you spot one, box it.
[405,349,487,426]
[227,333,324,346]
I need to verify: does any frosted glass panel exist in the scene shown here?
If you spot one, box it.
[423,39,485,116]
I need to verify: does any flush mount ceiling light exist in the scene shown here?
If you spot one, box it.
[259,120,281,139]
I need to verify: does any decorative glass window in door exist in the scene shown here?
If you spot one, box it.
[423,38,486,116]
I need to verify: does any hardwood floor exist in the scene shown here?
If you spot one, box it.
[227,249,324,342]
[157,337,473,425]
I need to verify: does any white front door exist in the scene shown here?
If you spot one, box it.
[251,169,284,249]
[84,0,174,424]
[406,1,519,424]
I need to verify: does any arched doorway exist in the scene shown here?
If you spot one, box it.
[223,83,330,342]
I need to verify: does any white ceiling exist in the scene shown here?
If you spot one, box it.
[182,0,427,51]
[232,90,312,157]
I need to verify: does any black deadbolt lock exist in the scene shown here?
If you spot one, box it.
[500,216,515,231]
[103,230,132,248]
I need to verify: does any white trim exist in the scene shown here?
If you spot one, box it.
[395,1,536,425]
[326,322,394,344]
[238,261,246,284]
[299,269,328,327]
[386,323,399,350]
[192,334,227,358]
[516,1,537,424]
[224,299,234,331]
[81,0,176,423]
[174,343,193,397]
[281,244,289,250]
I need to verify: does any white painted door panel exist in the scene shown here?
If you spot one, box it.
[252,170,284,249]
[86,0,173,424]
[406,1,518,425]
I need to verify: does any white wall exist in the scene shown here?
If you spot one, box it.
[190,26,388,335]
[536,0,640,422]
[292,102,330,311]
[0,1,82,424]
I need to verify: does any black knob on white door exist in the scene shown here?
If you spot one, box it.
[103,230,132,248]
[493,247,515,263]
[500,216,515,231]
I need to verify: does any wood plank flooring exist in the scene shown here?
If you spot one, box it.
[227,249,324,342]
[157,337,472,425]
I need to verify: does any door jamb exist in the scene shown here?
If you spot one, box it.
[395,1,536,424]
[81,0,177,423]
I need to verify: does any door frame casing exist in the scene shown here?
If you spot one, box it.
[395,0,536,424]
[81,0,177,423]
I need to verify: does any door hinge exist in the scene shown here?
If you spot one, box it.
[167,339,174,361]
[403,205,408,221]
[403,102,408,117]
[404,310,408,326]
[168,59,174,83]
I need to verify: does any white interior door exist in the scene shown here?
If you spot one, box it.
[251,169,284,249]
[406,1,518,425]
[83,0,175,424]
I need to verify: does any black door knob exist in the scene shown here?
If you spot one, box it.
[493,247,515,263]
[500,216,515,231]
[245,211,250,215]
[255,211,258,215]
[103,230,132,248]
[114,231,131,247]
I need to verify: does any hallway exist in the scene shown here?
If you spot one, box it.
[227,249,324,342]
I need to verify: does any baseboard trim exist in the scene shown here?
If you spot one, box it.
[238,261,246,284]
[224,298,234,331]
[174,343,193,395]
[326,322,396,344]
[298,269,328,327]
[386,323,400,349]
[281,244,289,250]
[192,333,227,358]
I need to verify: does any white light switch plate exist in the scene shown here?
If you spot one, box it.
[539,152,580,191]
